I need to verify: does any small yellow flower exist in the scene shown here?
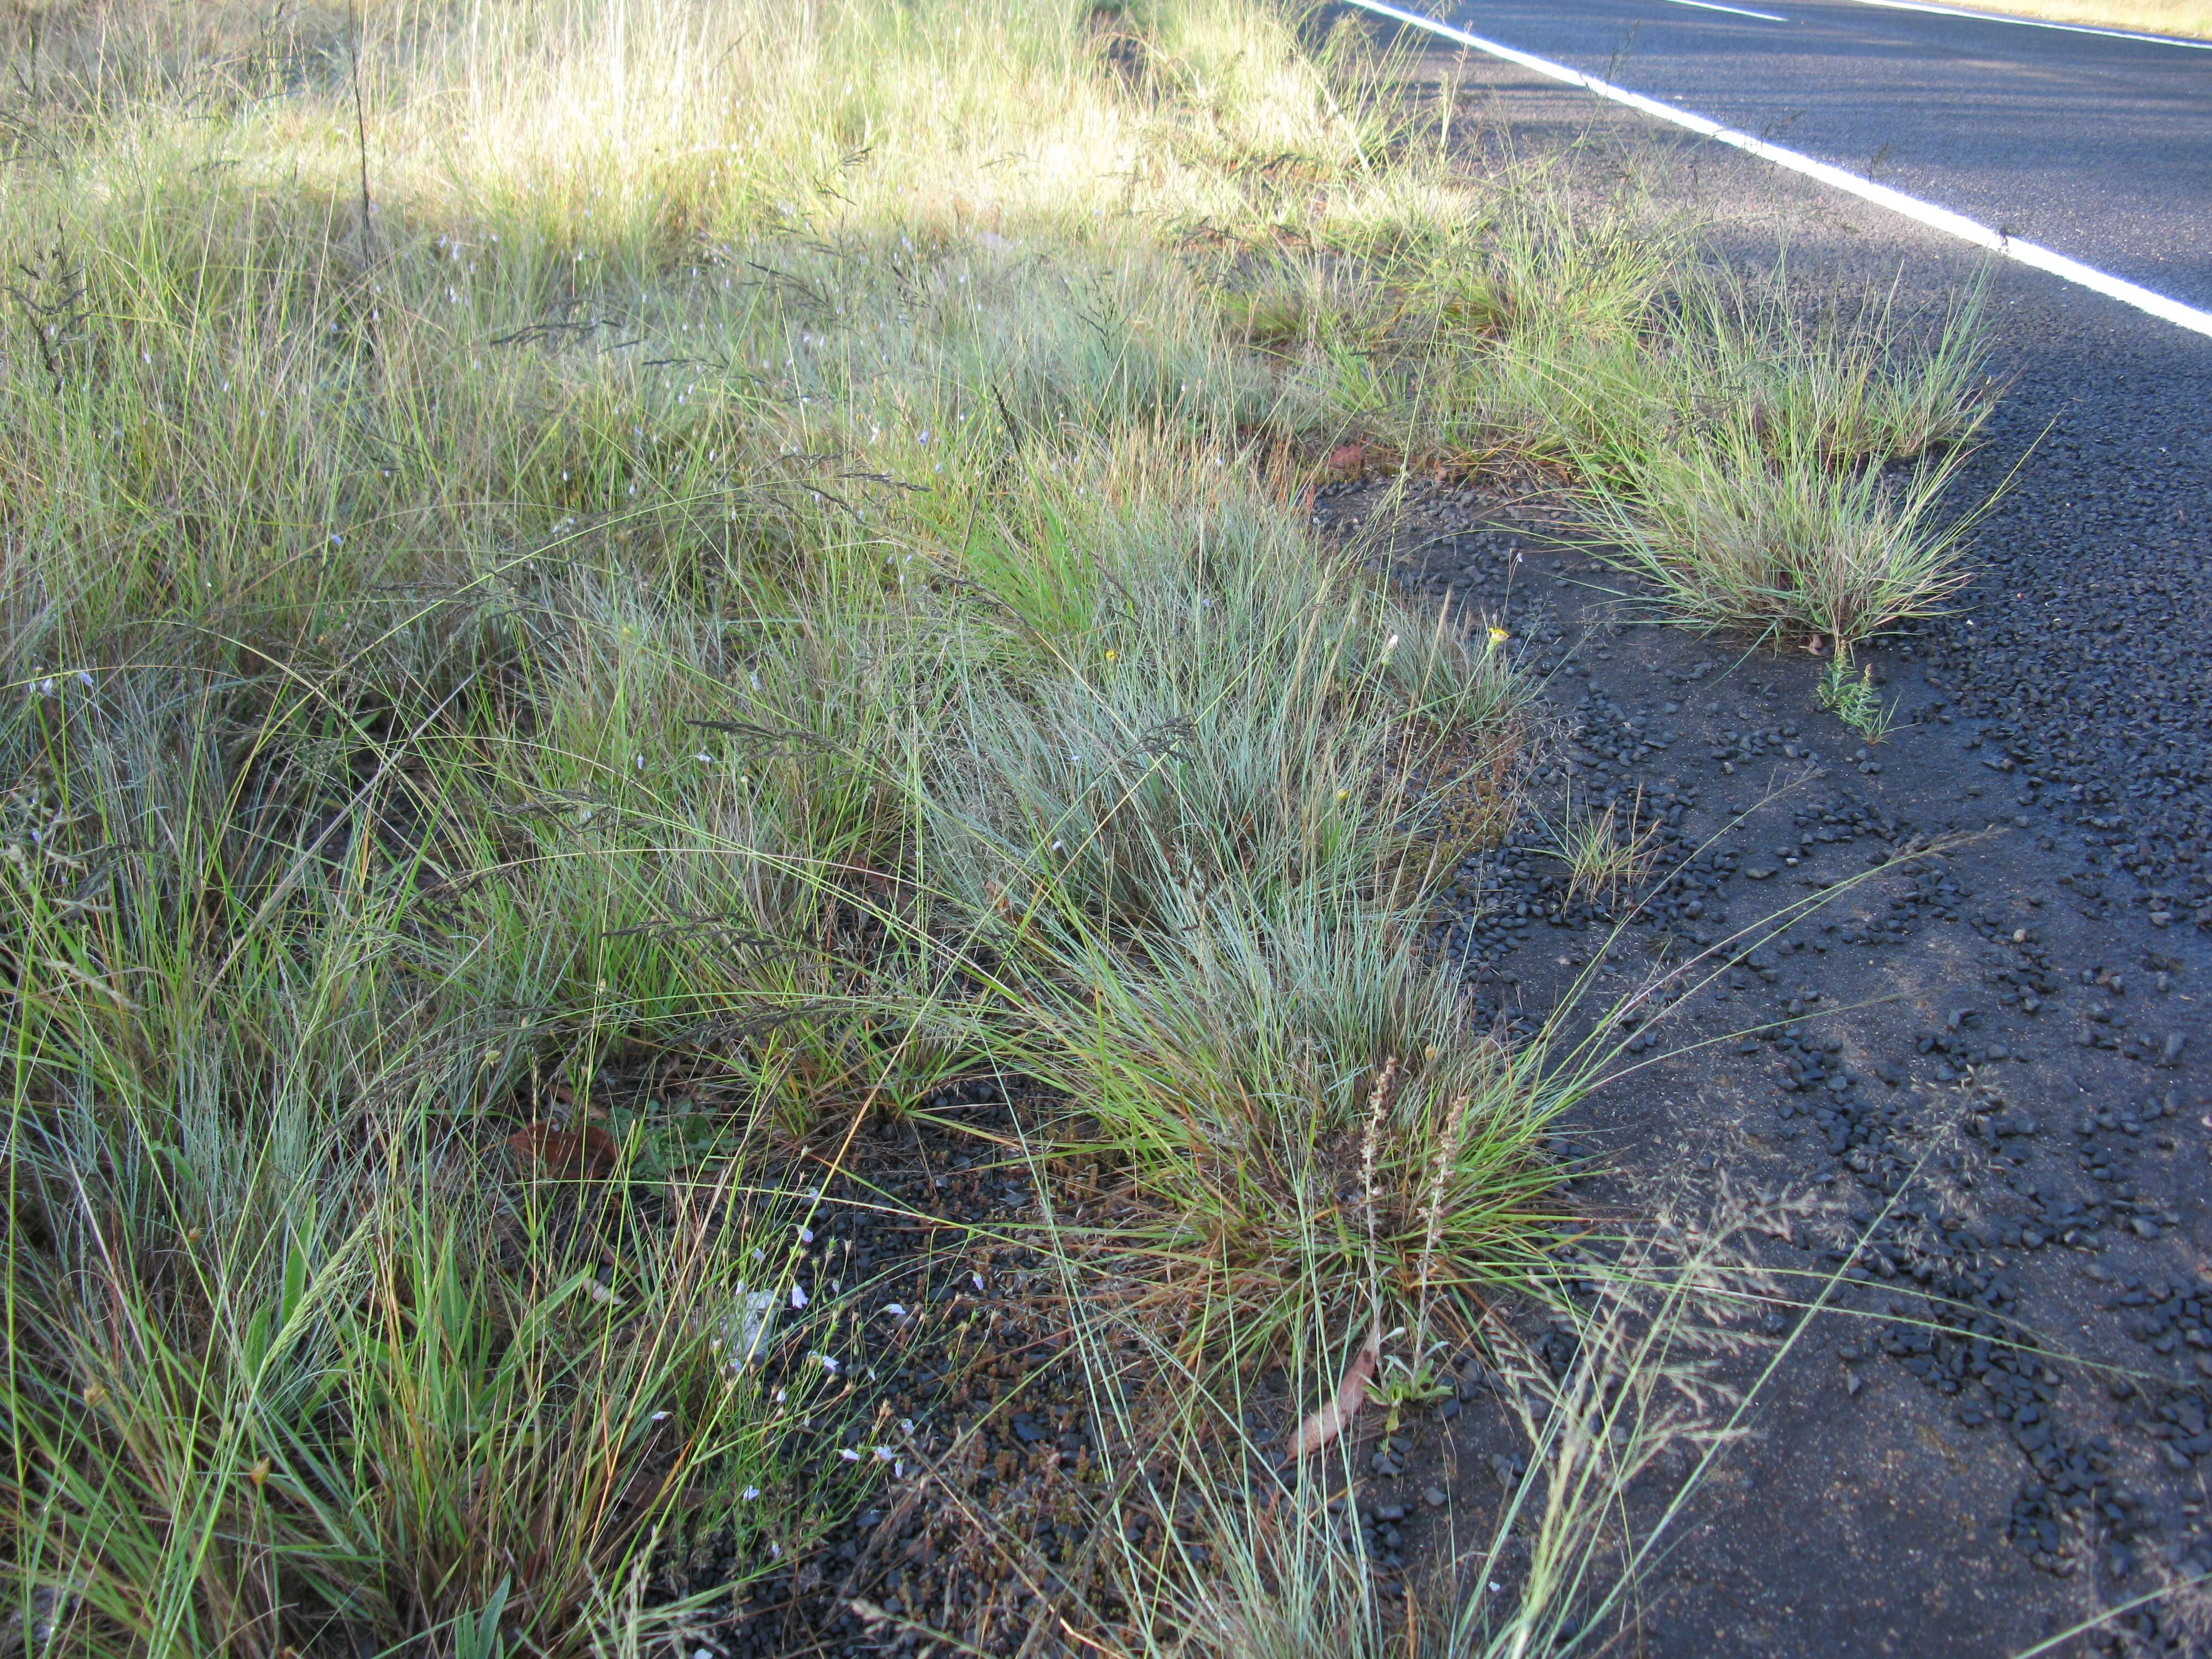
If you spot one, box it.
[1335,789,1350,801]
[1487,625,1510,647]
[1104,649,1118,662]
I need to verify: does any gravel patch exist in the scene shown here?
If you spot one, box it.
[1323,456,2210,1656]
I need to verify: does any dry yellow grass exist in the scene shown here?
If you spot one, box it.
[1927,0,2212,37]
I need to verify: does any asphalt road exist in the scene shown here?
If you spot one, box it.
[1407,0,2212,312]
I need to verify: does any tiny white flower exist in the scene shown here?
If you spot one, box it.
[883,1303,906,1318]
[790,1283,808,1308]
[797,1225,815,1243]
[872,1446,896,1463]
[839,1447,862,1462]
[650,1410,671,1422]
[971,1272,984,1291]
[742,1486,762,1500]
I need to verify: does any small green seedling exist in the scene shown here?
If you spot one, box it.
[1817,655,1897,743]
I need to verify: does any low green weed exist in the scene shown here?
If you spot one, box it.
[1816,655,1900,743]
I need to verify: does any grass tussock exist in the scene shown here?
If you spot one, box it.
[1195,162,1996,650]
[0,0,2001,1650]
[1046,1178,1809,1659]
[1443,260,1996,652]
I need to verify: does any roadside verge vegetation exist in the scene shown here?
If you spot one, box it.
[0,1,1997,1651]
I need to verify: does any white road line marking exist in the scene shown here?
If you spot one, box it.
[1665,0,1789,20]
[1343,0,2212,341]
[1840,0,2212,51]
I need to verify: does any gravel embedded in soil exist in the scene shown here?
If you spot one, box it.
[1324,459,2210,1658]
[637,1094,1117,1657]
[647,1093,1329,1658]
